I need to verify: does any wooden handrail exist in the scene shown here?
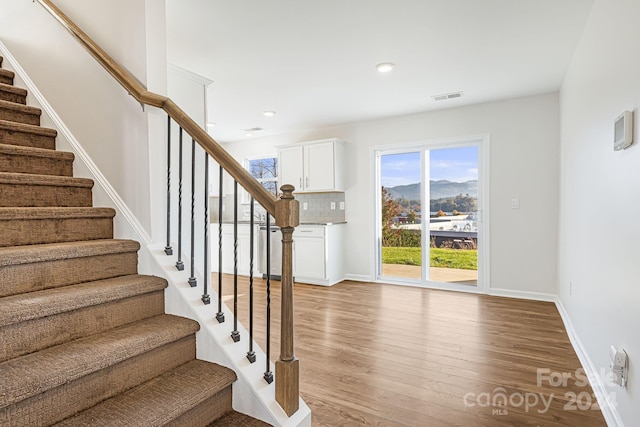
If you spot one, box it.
[37,0,277,216]
[37,0,300,417]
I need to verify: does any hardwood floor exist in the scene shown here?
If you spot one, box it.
[220,277,607,426]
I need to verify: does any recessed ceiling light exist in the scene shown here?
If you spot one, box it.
[376,62,395,73]
[245,132,253,137]
[263,110,276,117]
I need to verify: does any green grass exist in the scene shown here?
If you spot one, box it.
[382,246,477,270]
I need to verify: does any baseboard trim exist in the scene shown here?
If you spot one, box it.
[0,40,151,244]
[344,273,373,282]
[554,297,623,427]
[487,287,556,302]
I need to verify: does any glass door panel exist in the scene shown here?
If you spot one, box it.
[377,142,481,289]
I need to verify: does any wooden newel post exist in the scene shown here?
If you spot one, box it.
[275,184,300,416]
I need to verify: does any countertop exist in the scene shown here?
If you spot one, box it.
[214,220,346,226]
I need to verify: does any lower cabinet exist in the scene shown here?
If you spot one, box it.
[293,224,345,286]
[211,222,345,286]
[211,223,258,276]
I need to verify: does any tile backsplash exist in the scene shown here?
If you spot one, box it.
[297,192,345,223]
[210,192,346,224]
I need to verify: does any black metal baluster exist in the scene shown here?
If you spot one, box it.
[246,197,256,363]
[164,116,173,256]
[231,181,240,342]
[264,212,273,383]
[175,127,184,271]
[188,138,197,287]
[202,153,210,305]
[215,166,225,323]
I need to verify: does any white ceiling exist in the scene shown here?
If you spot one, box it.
[165,0,594,143]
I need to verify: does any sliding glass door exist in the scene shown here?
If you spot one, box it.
[376,138,485,291]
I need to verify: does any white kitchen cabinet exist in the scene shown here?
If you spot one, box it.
[278,146,304,191]
[293,224,345,286]
[211,223,258,276]
[278,138,345,193]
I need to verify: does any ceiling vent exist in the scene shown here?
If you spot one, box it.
[432,91,464,101]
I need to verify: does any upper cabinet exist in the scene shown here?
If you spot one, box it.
[278,138,345,193]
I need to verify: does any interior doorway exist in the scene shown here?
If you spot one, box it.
[375,137,487,292]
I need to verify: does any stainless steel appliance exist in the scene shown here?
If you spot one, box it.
[259,225,281,279]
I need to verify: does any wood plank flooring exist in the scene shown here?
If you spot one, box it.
[220,277,607,426]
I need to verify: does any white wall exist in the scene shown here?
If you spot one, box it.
[559,0,640,425]
[0,0,165,239]
[223,93,560,295]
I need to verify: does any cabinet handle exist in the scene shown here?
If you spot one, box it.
[299,177,302,189]
[299,230,313,233]
[306,177,310,187]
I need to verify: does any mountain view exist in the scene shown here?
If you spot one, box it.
[386,180,477,201]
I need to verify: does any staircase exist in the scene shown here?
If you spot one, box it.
[0,56,270,426]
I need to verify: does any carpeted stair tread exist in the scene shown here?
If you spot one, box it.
[0,276,167,363]
[0,206,113,220]
[0,171,92,187]
[0,238,139,267]
[0,83,27,104]
[0,142,74,176]
[0,239,140,296]
[0,99,41,126]
[54,360,237,427]
[208,411,273,427]
[0,314,200,409]
[0,172,93,207]
[0,207,114,246]
[0,119,57,150]
[0,68,14,85]
[0,142,73,160]
[0,274,167,327]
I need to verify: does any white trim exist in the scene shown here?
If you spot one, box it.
[149,244,311,427]
[487,288,556,302]
[344,273,372,282]
[554,298,624,427]
[371,134,489,293]
[0,40,151,244]
[168,63,213,86]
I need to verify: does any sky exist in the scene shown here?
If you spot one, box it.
[380,146,478,187]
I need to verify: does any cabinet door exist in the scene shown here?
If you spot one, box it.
[278,146,304,191]
[304,142,334,191]
[213,225,255,275]
[294,237,325,279]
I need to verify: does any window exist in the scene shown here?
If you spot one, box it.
[246,156,278,196]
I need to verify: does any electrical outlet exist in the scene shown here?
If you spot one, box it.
[303,202,308,211]
[339,201,345,210]
[511,198,520,209]
[610,346,628,387]
[330,202,336,210]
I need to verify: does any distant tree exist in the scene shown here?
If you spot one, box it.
[430,195,477,213]
[436,210,446,217]
[407,209,417,224]
[381,187,400,246]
